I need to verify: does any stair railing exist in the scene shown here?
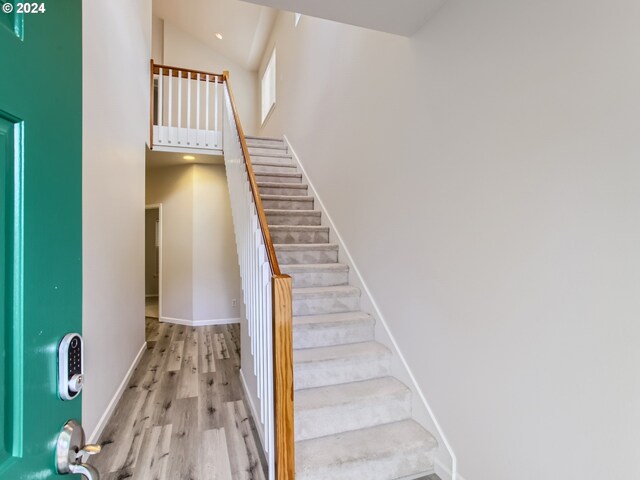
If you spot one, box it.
[222,71,295,480]
[149,59,225,152]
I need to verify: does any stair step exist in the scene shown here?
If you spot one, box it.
[295,420,437,480]
[251,153,293,163]
[282,263,348,288]
[270,225,329,245]
[262,194,314,211]
[293,285,360,316]
[245,135,284,147]
[295,377,411,441]
[255,172,302,184]
[258,182,308,196]
[294,341,391,390]
[293,311,374,348]
[248,145,288,156]
[266,209,321,226]
[275,244,339,265]
[253,161,298,174]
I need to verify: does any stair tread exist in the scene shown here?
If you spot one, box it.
[254,171,300,177]
[293,285,360,297]
[262,194,313,201]
[252,160,297,167]
[275,243,338,251]
[293,311,372,327]
[283,263,348,273]
[295,420,437,472]
[258,181,308,188]
[251,152,293,159]
[295,376,409,411]
[294,341,389,364]
[270,225,328,231]
[246,135,283,141]
[247,144,287,151]
[266,209,320,216]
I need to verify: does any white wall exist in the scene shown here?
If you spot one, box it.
[161,20,260,135]
[152,15,164,64]
[82,0,150,437]
[146,164,242,323]
[259,4,640,479]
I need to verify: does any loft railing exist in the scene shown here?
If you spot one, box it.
[148,60,294,479]
[222,71,294,480]
[149,60,224,152]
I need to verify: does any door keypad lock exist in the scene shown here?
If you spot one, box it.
[58,333,84,400]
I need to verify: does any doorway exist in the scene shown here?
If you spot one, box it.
[145,204,162,338]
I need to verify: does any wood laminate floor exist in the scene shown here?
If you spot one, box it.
[91,318,267,480]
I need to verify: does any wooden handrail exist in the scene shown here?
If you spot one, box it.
[223,71,281,276]
[152,62,224,82]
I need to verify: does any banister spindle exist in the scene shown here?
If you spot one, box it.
[187,71,191,136]
[158,67,163,142]
[168,69,172,143]
[196,73,201,135]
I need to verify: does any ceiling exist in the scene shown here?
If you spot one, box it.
[146,149,224,170]
[241,0,446,36]
[153,0,277,71]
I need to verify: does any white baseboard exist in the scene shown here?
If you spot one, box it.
[435,458,467,480]
[160,316,241,326]
[88,342,147,444]
[284,135,458,480]
[239,368,266,453]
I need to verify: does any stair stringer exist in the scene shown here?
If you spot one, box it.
[283,135,458,480]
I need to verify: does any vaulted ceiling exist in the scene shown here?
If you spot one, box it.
[240,0,446,36]
[153,0,277,71]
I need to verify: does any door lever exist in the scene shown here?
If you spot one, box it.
[56,419,101,479]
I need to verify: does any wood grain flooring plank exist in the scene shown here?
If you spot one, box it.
[226,324,241,367]
[166,397,200,480]
[214,332,230,360]
[198,328,216,373]
[201,428,233,480]
[108,390,151,472]
[223,400,266,480]
[150,370,179,427]
[177,327,199,399]
[132,424,172,480]
[166,340,185,372]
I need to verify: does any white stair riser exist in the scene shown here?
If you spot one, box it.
[250,155,292,165]
[295,389,411,441]
[287,269,349,288]
[248,146,288,156]
[271,229,329,245]
[293,292,360,316]
[253,163,298,174]
[259,185,308,196]
[255,174,302,184]
[294,352,391,390]
[293,320,374,348]
[263,198,314,210]
[267,213,321,226]
[276,248,338,265]
[246,139,285,147]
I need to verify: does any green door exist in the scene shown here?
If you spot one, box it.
[0,1,83,479]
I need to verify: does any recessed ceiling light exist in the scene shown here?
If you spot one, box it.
[183,155,195,160]
[215,33,223,40]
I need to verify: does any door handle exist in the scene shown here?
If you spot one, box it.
[56,419,101,479]
[69,463,100,480]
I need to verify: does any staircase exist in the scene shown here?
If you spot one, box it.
[246,135,438,480]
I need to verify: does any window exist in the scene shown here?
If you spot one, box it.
[261,49,276,123]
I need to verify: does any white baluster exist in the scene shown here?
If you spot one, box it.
[206,75,210,146]
[158,68,163,143]
[187,71,191,144]
[177,70,182,144]
[196,73,201,145]
[215,77,219,146]
[168,69,173,143]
